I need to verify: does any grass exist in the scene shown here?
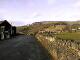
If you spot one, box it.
[55,32,80,40]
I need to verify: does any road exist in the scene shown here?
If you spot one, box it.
[0,35,52,60]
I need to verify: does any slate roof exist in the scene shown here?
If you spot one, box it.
[0,20,12,26]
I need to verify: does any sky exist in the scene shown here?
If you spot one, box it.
[0,0,80,26]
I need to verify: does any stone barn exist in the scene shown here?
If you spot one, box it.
[0,20,16,40]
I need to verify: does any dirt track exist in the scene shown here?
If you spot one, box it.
[0,35,52,60]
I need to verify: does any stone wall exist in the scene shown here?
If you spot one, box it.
[36,34,80,60]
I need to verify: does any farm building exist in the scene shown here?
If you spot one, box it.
[0,20,16,40]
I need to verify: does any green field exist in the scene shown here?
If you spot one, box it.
[56,32,80,40]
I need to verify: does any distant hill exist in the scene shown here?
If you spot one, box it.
[17,21,80,35]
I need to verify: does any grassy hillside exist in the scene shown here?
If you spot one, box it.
[17,21,80,36]
[17,22,55,35]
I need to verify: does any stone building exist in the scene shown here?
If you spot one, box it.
[0,20,16,40]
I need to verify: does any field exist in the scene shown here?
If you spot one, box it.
[56,32,80,40]
[41,32,80,40]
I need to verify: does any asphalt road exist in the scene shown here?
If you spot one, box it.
[0,35,52,60]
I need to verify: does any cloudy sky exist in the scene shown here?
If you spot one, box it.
[0,0,80,26]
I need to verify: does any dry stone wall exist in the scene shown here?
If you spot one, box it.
[36,34,80,60]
